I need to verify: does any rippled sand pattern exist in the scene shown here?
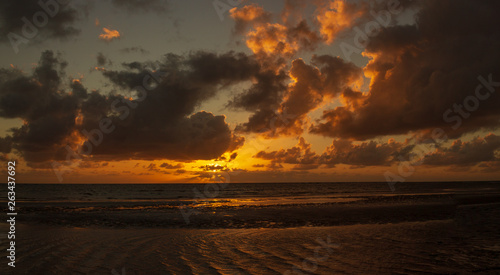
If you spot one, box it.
[2,205,499,275]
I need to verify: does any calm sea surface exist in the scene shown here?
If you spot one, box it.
[11,181,500,203]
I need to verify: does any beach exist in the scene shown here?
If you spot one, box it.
[1,182,500,274]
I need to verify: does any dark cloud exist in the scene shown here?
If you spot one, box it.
[160,162,183,169]
[0,51,80,164]
[199,164,227,172]
[477,161,500,173]
[0,50,273,167]
[120,47,150,55]
[78,161,108,169]
[320,138,410,168]
[70,79,88,99]
[267,162,284,170]
[175,169,186,174]
[96,52,111,66]
[253,133,499,170]
[230,69,289,135]
[83,110,244,161]
[311,0,500,140]
[287,20,323,52]
[229,152,238,161]
[281,55,362,135]
[0,1,82,46]
[423,134,500,167]
[254,137,408,169]
[255,137,320,170]
[232,54,362,137]
[103,51,260,93]
[144,163,170,174]
[79,51,259,161]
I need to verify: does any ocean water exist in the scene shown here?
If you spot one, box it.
[12,181,500,204]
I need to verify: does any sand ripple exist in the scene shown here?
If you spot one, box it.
[1,204,499,275]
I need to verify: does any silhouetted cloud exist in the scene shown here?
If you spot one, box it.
[423,134,500,166]
[0,50,272,166]
[96,52,111,66]
[0,1,82,46]
[0,51,80,164]
[311,0,500,140]
[320,138,409,167]
[120,47,150,55]
[254,137,408,169]
[160,162,183,169]
[255,137,319,169]
[254,133,500,170]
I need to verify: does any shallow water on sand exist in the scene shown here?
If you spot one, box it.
[1,207,499,275]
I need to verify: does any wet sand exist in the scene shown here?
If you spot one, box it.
[15,193,499,229]
[1,195,500,274]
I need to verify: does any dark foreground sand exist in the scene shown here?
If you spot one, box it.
[1,199,500,274]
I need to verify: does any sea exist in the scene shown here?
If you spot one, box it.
[11,181,500,205]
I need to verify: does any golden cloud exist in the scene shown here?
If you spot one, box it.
[99,27,120,42]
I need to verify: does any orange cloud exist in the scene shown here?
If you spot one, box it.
[230,5,293,57]
[99,27,120,42]
[231,4,321,60]
[246,23,298,57]
[316,0,366,44]
[230,4,270,29]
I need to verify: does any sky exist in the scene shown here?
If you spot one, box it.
[0,0,499,183]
